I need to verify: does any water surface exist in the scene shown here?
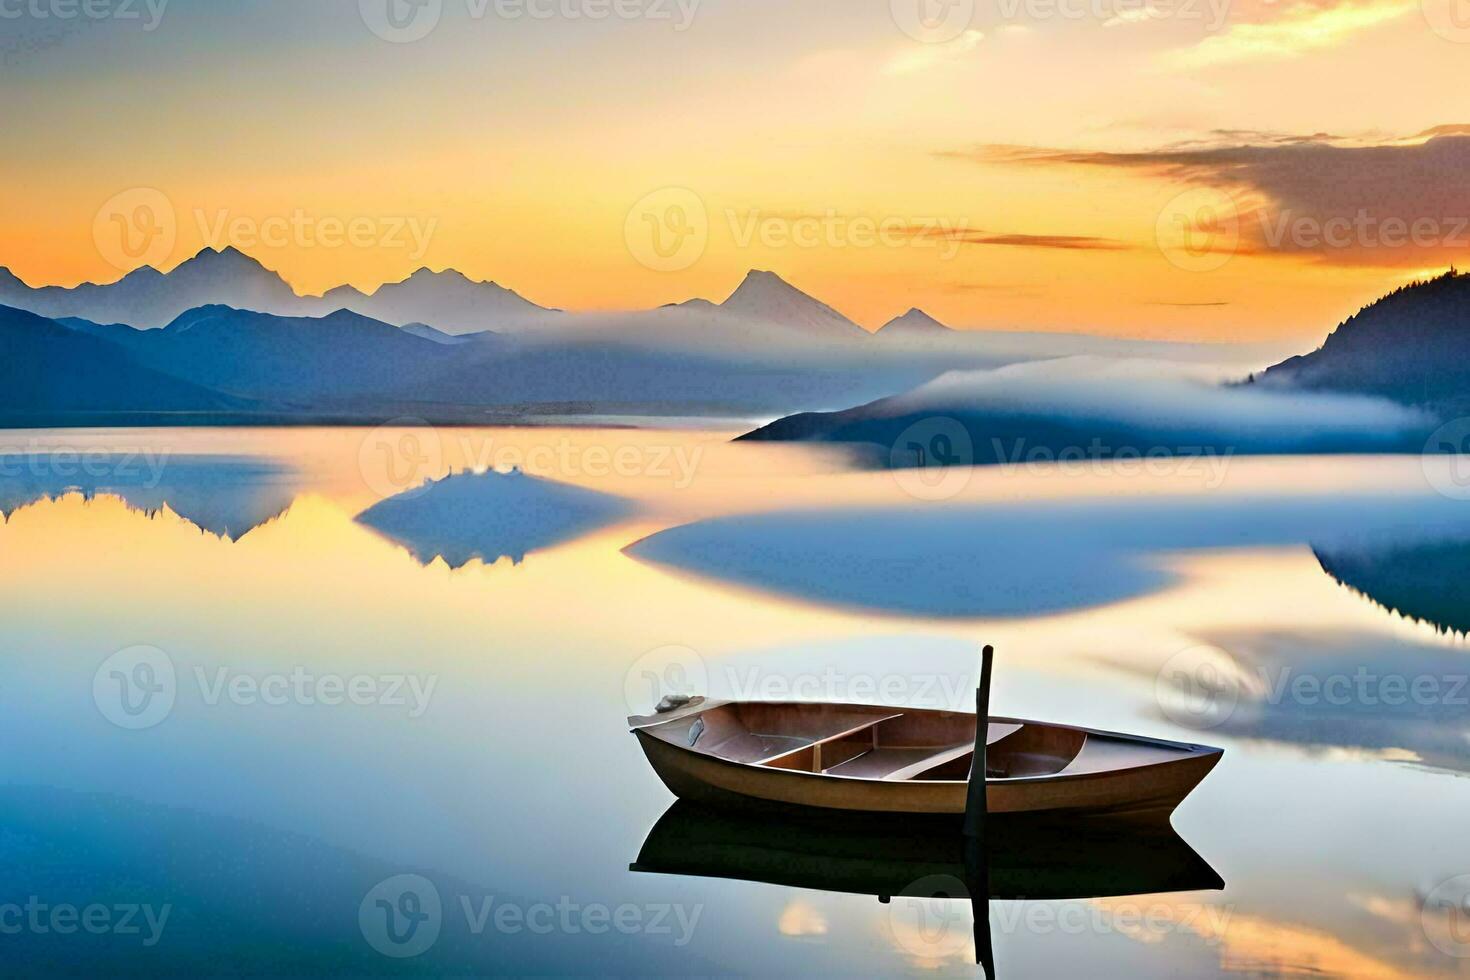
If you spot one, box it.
[2,426,1468,976]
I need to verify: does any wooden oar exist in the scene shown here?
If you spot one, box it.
[964,645,994,838]
[966,645,996,978]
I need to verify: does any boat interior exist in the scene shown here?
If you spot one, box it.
[638,701,1190,781]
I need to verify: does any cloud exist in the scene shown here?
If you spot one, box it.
[954,232,1132,251]
[949,131,1470,268]
[1161,0,1415,69]
[907,226,1133,251]
[1415,124,1470,139]
[886,356,1430,439]
[883,30,984,76]
[1104,5,1169,27]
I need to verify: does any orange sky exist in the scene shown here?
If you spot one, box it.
[1,0,1466,342]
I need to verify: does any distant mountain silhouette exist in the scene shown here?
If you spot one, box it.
[717,270,868,341]
[0,298,945,421]
[319,267,554,336]
[876,308,953,339]
[357,468,634,566]
[0,304,241,420]
[1258,270,1470,414]
[0,247,555,334]
[399,321,489,345]
[415,336,936,416]
[0,247,307,329]
[0,250,1319,424]
[104,304,468,402]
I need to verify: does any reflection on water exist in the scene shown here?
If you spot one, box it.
[1316,534,1470,637]
[633,803,1223,901]
[634,802,1224,975]
[629,494,1470,619]
[1155,630,1470,775]
[0,453,298,539]
[356,468,636,567]
[1,427,1469,976]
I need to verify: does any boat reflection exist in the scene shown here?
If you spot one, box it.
[633,802,1223,975]
[633,802,1222,901]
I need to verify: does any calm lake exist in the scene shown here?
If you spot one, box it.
[3,425,1469,977]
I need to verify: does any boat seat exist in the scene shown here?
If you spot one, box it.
[757,714,905,772]
[826,724,1026,781]
[704,732,811,764]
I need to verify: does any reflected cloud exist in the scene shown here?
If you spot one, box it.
[1157,629,1470,775]
[777,900,828,938]
[1152,903,1423,979]
[0,453,299,540]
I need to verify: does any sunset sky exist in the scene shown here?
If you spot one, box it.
[2,0,1466,341]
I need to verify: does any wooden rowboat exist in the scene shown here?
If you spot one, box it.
[629,698,1222,820]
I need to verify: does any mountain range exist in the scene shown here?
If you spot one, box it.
[4,245,1454,428]
[0,248,872,341]
[0,247,554,335]
[0,305,242,422]
[0,249,1051,423]
[0,291,961,424]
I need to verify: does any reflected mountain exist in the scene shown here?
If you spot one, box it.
[356,468,635,567]
[629,494,1470,619]
[0,454,298,539]
[1314,535,1470,637]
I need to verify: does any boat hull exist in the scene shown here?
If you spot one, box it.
[632,707,1221,820]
